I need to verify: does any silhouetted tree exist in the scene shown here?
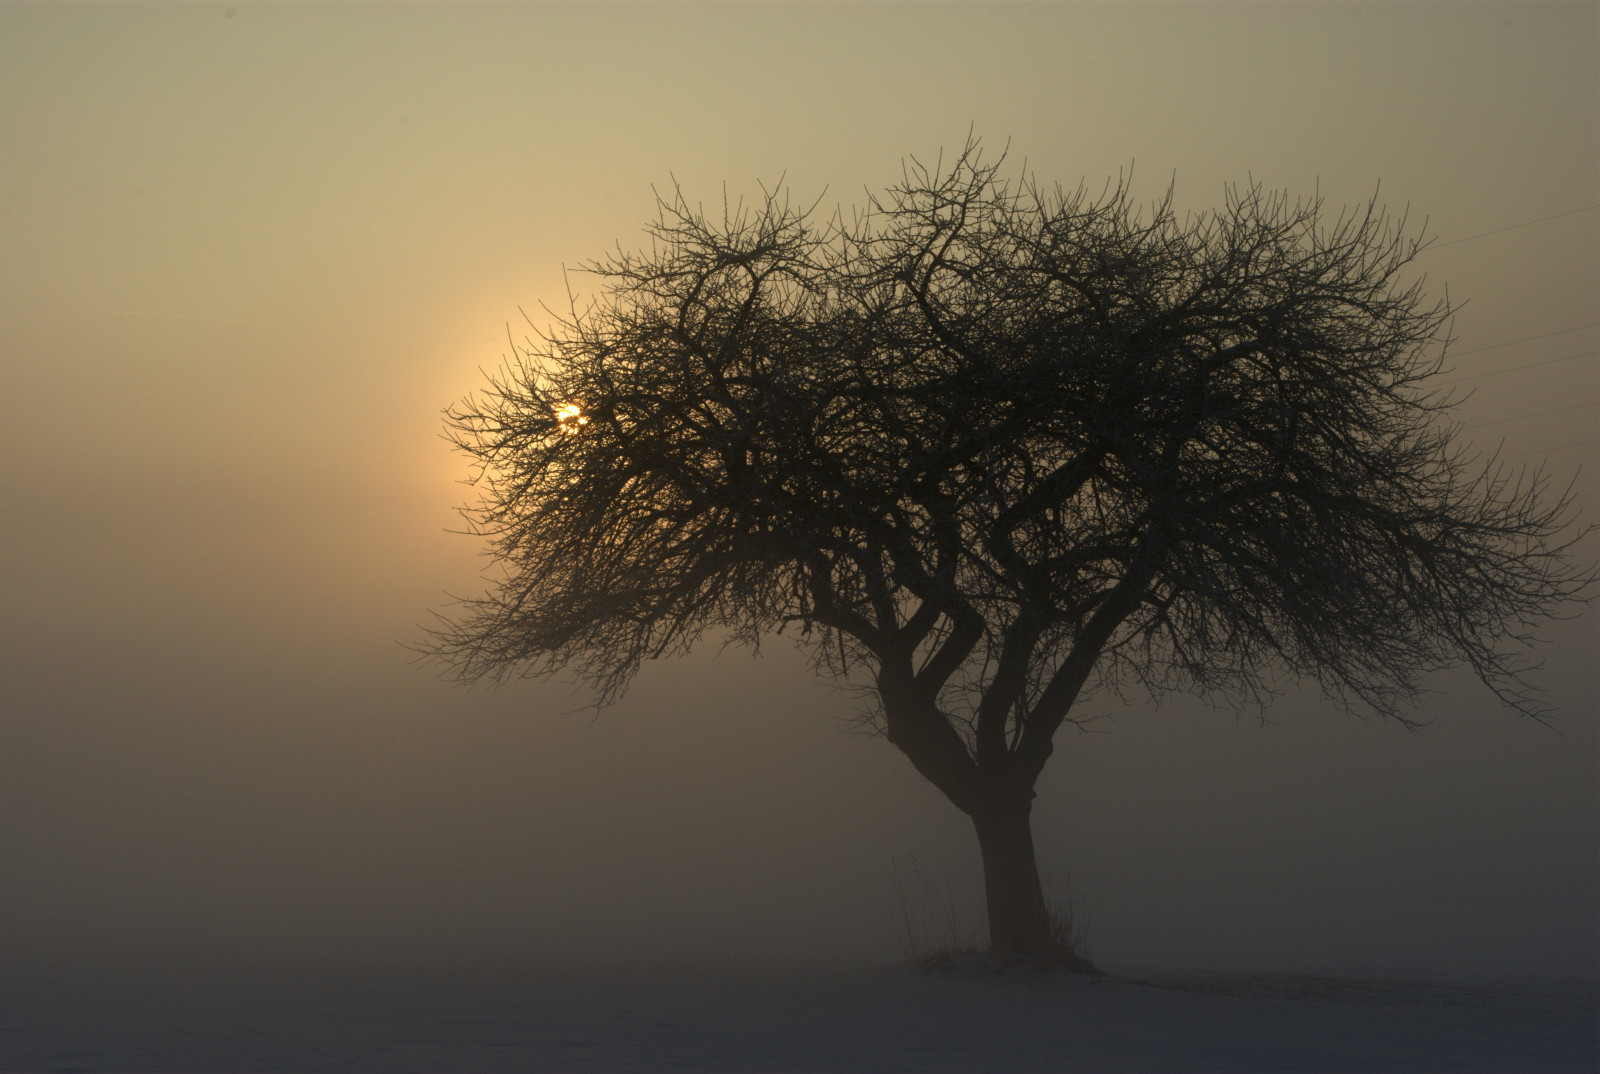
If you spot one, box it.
[426,142,1592,961]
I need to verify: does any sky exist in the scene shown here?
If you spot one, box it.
[2,2,1596,981]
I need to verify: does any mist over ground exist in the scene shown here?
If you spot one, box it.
[2,0,1595,1000]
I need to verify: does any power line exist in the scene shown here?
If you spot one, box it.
[1425,204,1600,251]
[1447,322,1600,359]
[1467,401,1598,431]
[165,449,458,490]
[261,450,456,480]
[1507,438,1597,460]
[90,307,296,329]
[5,449,458,501]
[1447,348,1599,385]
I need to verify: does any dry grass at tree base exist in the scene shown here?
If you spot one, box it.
[889,858,1102,977]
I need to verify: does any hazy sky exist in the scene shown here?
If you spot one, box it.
[3,2,1596,979]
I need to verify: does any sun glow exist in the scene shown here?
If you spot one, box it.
[556,403,588,434]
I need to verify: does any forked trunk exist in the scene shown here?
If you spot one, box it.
[971,801,1050,956]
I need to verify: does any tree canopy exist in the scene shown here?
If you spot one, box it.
[427,143,1592,956]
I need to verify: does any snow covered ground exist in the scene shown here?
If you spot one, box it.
[4,958,1594,1073]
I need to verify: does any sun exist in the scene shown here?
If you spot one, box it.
[555,403,588,434]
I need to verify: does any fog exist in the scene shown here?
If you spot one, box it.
[2,2,1595,984]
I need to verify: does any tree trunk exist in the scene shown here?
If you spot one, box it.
[971,799,1050,956]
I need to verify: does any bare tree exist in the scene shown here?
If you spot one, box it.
[425,141,1592,961]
